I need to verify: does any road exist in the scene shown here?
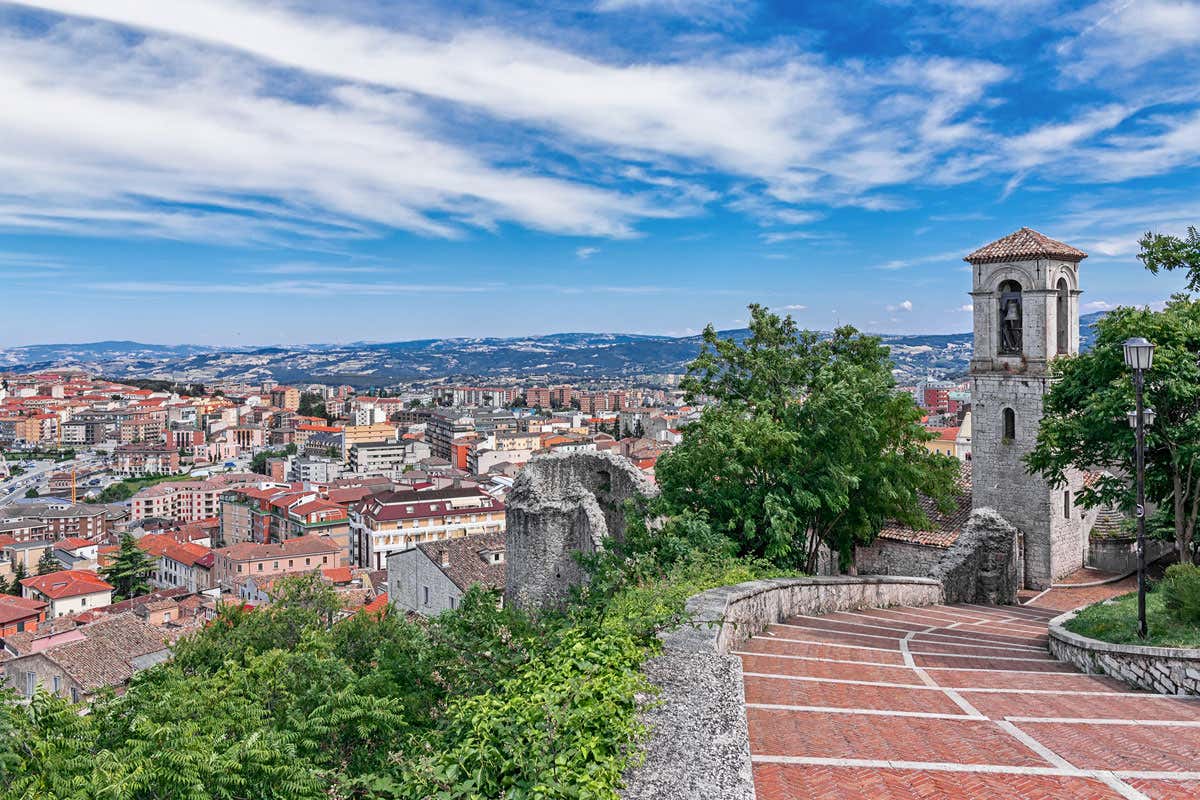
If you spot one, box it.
[0,454,108,508]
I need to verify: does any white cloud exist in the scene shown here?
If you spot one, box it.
[83,280,499,296]
[7,0,1017,231]
[886,299,914,312]
[576,246,600,259]
[0,20,669,242]
[1083,300,1113,312]
[594,0,751,22]
[1057,1,1200,80]
[779,304,808,311]
[958,304,973,311]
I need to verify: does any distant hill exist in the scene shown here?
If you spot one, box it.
[0,312,1106,387]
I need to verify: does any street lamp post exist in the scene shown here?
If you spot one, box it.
[1124,337,1156,640]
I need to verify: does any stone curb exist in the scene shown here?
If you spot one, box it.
[622,575,944,800]
[1048,607,1200,696]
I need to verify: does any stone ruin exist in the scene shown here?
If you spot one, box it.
[932,507,1021,604]
[504,450,659,611]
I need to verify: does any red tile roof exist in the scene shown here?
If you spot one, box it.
[964,227,1087,265]
[876,463,972,549]
[359,487,503,523]
[0,595,48,625]
[138,533,214,568]
[215,534,341,562]
[20,569,114,600]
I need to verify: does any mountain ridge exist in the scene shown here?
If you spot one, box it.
[0,313,1104,387]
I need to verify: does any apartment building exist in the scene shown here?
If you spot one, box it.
[349,486,505,570]
[138,533,215,592]
[269,386,300,411]
[112,444,182,477]
[212,535,344,587]
[130,473,261,523]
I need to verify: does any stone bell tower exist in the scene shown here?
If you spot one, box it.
[966,228,1088,589]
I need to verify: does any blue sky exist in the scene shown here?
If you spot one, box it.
[0,0,1196,346]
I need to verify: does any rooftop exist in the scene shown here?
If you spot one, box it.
[964,227,1087,265]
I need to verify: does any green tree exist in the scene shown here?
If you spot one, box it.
[9,562,26,595]
[297,392,330,422]
[23,488,37,499]
[35,550,59,576]
[0,575,9,596]
[1028,296,1200,564]
[1140,226,1200,292]
[656,304,959,571]
[101,533,154,600]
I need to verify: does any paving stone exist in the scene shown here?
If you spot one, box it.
[752,765,1125,800]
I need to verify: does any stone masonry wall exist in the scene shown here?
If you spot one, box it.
[504,450,658,611]
[1049,609,1200,696]
[932,508,1020,604]
[971,372,1086,589]
[622,576,943,800]
[855,539,946,578]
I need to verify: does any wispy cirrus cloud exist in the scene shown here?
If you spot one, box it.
[1,0,1022,242]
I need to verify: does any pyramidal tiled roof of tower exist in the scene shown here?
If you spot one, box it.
[964,227,1088,264]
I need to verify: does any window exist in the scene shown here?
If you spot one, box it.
[257,563,263,571]
[52,676,61,695]
[1056,277,1070,355]
[24,672,35,697]
[423,586,430,606]
[322,556,328,564]
[1002,408,1016,442]
[305,558,311,566]
[71,687,79,704]
[1063,490,1071,519]
[288,559,293,568]
[449,595,457,610]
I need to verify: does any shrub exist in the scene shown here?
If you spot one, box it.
[1161,563,1200,624]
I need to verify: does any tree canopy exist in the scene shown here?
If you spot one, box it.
[1140,226,1200,292]
[655,304,960,571]
[1028,295,1200,563]
[100,533,155,600]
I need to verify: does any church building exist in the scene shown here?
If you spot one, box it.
[966,228,1090,589]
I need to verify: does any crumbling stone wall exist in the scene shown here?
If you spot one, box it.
[932,508,1020,604]
[504,450,658,611]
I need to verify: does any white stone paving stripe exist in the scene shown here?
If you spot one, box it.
[1007,716,1200,727]
[1022,587,1054,606]
[741,671,1170,698]
[774,621,1048,652]
[745,703,981,721]
[758,634,1057,661]
[733,649,1080,674]
[992,719,1075,770]
[748,755,1200,783]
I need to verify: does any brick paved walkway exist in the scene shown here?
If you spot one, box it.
[737,597,1200,799]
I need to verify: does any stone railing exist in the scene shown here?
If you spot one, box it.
[621,575,944,800]
[1048,609,1200,696]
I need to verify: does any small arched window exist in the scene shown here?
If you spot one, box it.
[1002,408,1016,442]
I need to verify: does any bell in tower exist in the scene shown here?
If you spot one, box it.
[999,281,1023,355]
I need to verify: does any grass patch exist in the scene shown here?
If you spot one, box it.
[97,471,195,502]
[1065,590,1200,648]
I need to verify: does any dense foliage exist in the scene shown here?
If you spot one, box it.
[655,304,960,571]
[250,444,298,475]
[1027,296,1200,564]
[1161,563,1200,625]
[2,522,778,799]
[1140,226,1200,292]
[298,392,333,422]
[100,532,155,600]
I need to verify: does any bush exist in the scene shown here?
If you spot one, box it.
[1161,563,1200,624]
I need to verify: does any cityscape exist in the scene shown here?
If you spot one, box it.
[3,2,1200,800]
